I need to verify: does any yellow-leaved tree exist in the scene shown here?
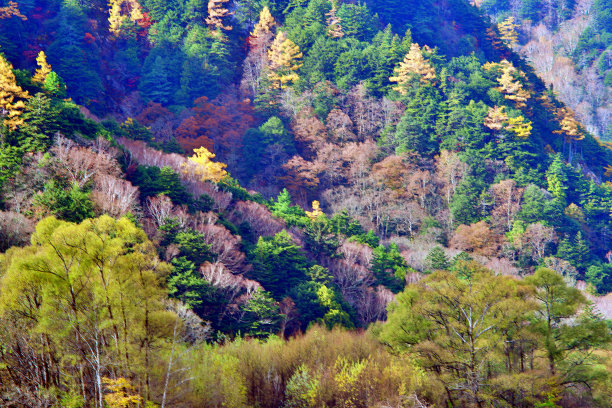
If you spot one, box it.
[108,0,144,36]
[505,115,532,139]
[251,6,275,39]
[484,106,532,139]
[184,146,228,182]
[389,43,436,94]
[554,107,583,162]
[326,1,344,38]
[491,61,530,108]
[267,31,303,89]
[205,0,233,31]
[306,200,324,220]
[0,54,30,130]
[498,16,519,48]
[103,377,144,408]
[32,51,52,83]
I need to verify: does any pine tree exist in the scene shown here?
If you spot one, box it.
[267,31,303,89]
[0,54,30,130]
[494,61,530,108]
[497,16,519,48]
[484,105,508,131]
[505,115,532,139]
[251,6,275,39]
[389,42,435,94]
[108,0,144,36]
[0,1,26,20]
[546,154,568,202]
[554,107,583,162]
[326,1,344,38]
[425,246,450,271]
[205,0,233,31]
[32,51,52,83]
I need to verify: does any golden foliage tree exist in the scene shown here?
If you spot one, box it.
[554,107,583,162]
[389,43,436,94]
[103,377,144,408]
[251,6,275,39]
[267,31,303,89]
[306,200,324,220]
[205,0,233,31]
[498,16,519,47]
[505,115,532,139]
[483,105,508,131]
[108,0,144,36]
[32,51,52,83]
[183,146,228,182]
[0,1,26,20]
[494,61,530,108]
[0,54,30,130]
[326,1,344,38]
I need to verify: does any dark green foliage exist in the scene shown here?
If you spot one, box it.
[303,217,340,260]
[270,189,308,227]
[128,165,191,205]
[557,231,591,272]
[240,290,283,337]
[168,257,220,312]
[33,180,94,223]
[250,230,309,299]
[174,230,214,266]
[371,243,407,293]
[425,246,450,272]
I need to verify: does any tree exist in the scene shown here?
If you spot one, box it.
[0,216,175,405]
[251,6,275,39]
[493,61,530,108]
[498,16,519,47]
[0,1,26,20]
[108,0,144,36]
[525,268,611,380]
[326,1,344,38]
[389,43,436,93]
[425,246,450,271]
[505,115,532,139]
[267,31,303,89]
[183,147,228,183]
[483,105,508,131]
[205,0,233,30]
[380,266,536,407]
[0,54,29,130]
[553,107,583,162]
[240,289,282,337]
[32,51,52,83]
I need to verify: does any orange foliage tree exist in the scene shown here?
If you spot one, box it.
[175,96,255,158]
[0,1,26,20]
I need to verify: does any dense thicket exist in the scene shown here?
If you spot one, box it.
[1,0,612,407]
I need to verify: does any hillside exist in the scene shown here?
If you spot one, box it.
[475,0,612,139]
[1,0,612,407]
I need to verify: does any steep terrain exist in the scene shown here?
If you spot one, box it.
[1,0,612,407]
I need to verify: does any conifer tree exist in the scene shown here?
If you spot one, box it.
[0,1,26,20]
[267,31,303,89]
[546,154,568,202]
[553,107,583,162]
[0,54,30,130]
[205,0,233,31]
[251,6,275,39]
[505,115,532,139]
[389,42,436,94]
[326,1,344,38]
[108,0,144,36]
[483,105,508,131]
[306,200,324,220]
[32,51,52,83]
[497,16,519,48]
[495,61,530,108]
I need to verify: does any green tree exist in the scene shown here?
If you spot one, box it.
[34,180,94,223]
[370,243,407,293]
[425,246,450,271]
[250,230,309,299]
[525,268,611,382]
[380,265,536,407]
[240,289,282,337]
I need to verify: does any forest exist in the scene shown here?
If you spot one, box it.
[1,0,612,407]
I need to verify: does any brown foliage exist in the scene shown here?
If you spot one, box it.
[91,174,139,218]
[450,221,500,256]
[229,200,285,237]
[490,179,523,232]
[0,211,34,251]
